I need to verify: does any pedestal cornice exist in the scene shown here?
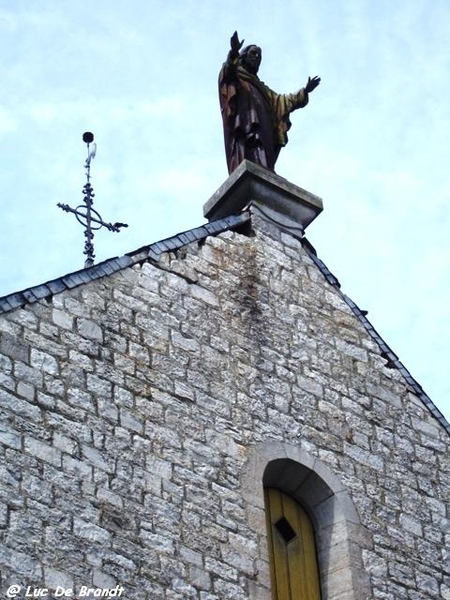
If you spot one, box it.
[203,160,323,235]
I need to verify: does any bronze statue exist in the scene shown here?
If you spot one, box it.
[219,31,320,174]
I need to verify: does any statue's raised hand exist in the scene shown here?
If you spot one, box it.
[305,76,321,94]
[230,31,244,55]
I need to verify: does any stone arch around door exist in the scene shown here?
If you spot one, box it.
[242,442,372,600]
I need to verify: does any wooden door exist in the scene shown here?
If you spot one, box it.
[264,488,322,600]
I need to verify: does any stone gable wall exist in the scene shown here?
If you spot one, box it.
[0,215,449,599]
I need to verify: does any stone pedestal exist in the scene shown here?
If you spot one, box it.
[203,160,323,235]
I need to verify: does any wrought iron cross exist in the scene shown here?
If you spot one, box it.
[57,132,128,268]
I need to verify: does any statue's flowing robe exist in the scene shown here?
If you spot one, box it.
[219,52,309,173]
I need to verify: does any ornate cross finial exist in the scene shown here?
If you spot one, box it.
[57,132,128,268]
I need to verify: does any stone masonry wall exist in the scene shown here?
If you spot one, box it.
[0,213,449,599]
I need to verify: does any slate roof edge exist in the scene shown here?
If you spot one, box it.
[301,237,450,436]
[0,212,250,315]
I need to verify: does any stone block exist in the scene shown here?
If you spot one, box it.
[1,332,30,363]
[24,437,61,467]
[73,518,111,544]
[52,309,74,330]
[0,428,22,450]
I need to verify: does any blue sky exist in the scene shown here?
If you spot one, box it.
[0,0,449,420]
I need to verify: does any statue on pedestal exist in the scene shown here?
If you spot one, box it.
[219,31,320,174]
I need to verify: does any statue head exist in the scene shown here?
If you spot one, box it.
[239,45,262,75]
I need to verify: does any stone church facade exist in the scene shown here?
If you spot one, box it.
[0,162,449,599]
